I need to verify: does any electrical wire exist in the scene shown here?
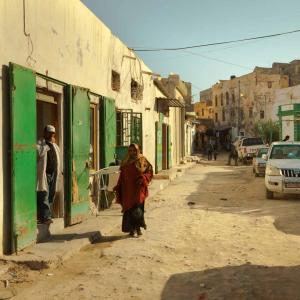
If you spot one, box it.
[132,28,300,52]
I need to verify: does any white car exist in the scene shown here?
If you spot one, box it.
[264,142,300,199]
[237,137,266,164]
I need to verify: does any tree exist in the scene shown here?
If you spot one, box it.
[253,120,279,144]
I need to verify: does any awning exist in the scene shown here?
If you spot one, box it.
[156,97,185,108]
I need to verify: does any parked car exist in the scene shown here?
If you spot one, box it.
[252,147,269,177]
[237,137,266,164]
[264,142,300,199]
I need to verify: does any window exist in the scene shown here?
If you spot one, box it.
[249,107,253,118]
[89,105,97,169]
[222,110,225,122]
[260,110,265,119]
[215,113,218,122]
[111,70,121,92]
[202,109,204,116]
[267,81,272,89]
[131,79,143,100]
[221,93,224,106]
[215,95,218,107]
[232,93,235,104]
[226,92,229,105]
[116,109,143,149]
[116,109,132,146]
[241,138,264,146]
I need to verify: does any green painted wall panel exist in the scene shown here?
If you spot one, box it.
[10,63,37,252]
[66,86,90,225]
[100,97,116,167]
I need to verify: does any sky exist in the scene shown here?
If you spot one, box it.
[81,0,300,101]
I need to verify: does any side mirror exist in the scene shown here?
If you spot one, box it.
[262,154,268,160]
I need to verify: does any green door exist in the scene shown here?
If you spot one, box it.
[155,121,163,173]
[10,63,37,252]
[100,97,116,168]
[168,125,172,168]
[65,86,90,225]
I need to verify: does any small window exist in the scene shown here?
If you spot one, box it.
[225,92,229,105]
[267,81,272,89]
[232,93,235,103]
[249,107,253,118]
[131,79,143,100]
[222,110,225,121]
[260,110,265,119]
[215,95,218,107]
[221,93,224,106]
[111,70,121,92]
[202,109,204,116]
[215,113,218,122]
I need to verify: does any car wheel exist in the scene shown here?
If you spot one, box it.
[266,189,274,199]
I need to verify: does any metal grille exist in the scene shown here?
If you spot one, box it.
[281,169,300,177]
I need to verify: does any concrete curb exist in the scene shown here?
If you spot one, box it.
[1,161,197,269]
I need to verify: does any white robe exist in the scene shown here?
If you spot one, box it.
[36,139,62,192]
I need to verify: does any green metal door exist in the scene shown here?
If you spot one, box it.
[168,125,172,168]
[10,63,37,252]
[155,121,163,173]
[100,97,116,168]
[65,86,90,225]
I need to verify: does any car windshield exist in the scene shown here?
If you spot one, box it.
[257,148,269,157]
[270,145,300,159]
[242,138,264,146]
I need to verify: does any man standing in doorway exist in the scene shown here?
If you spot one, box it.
[37,125,61,224]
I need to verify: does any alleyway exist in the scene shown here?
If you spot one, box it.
[3,155,300,299]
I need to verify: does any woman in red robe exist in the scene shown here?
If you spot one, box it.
[114,144,153,237]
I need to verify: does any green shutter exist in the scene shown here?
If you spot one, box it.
[65,86,90,225]
[100,97,116,167]
[10,63,37,252]
[155,121,163,173]
[131,113,143,151]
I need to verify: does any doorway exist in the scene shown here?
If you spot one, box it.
[36,90,64,220]
[162,123,168,170]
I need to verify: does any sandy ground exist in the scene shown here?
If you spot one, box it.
[2,154,300,300]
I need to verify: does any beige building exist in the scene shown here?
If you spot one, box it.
[211,72,289,137]
[194,101,213,119]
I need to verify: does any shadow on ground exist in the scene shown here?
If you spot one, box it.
[185,163,300,236]
[161,264,300,300]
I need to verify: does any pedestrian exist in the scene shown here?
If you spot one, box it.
[207,141,214,161]
[227,142,238,166]
[36,125,61,225]
[114,144,153,237]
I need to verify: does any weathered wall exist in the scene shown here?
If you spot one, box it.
[273,85,300,120]
[0,0,186,254]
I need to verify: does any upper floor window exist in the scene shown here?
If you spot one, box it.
[221,93,224,106]
[232,93,235,104]
[131,79,143,100]
[225,92,229,105]
[111,70,121,92]
[215,95,218,107]
[215,112,218,122]
[222,110,226,122]
[260,110,265,119]
[267,81,272,89]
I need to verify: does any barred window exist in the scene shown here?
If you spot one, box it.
[111,70,120,92]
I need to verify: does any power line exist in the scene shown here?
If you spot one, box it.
[132,28,300,52]
[183,50,252,70]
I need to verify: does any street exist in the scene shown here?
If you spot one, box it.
[4,155,300,300]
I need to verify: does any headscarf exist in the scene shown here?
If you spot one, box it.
[121,144,153,173]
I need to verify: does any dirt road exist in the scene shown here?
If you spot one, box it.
[4,155,300,299]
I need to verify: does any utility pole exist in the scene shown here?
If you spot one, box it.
[237,80,240,136]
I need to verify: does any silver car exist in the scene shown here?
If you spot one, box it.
[253,147,269,177]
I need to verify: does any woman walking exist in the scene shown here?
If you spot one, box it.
[114,144,153,237]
